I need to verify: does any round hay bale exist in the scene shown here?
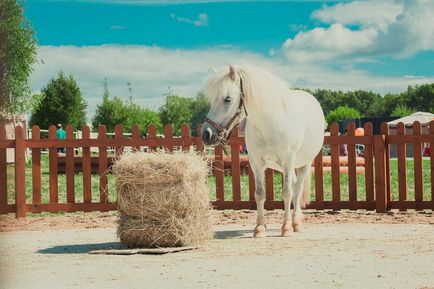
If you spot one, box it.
[112,152,213,248]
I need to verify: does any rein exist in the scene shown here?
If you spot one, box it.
[205,75,248,150]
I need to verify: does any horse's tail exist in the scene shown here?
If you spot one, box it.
[301,171,311,208]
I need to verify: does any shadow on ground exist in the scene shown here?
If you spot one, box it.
[37,229,256,254]
[37,242,123,254]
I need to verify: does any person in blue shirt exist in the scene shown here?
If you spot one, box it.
[56,123,66,153]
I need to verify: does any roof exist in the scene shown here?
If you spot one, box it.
[387,111,434,127]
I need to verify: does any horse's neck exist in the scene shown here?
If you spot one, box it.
[244,106,277,137]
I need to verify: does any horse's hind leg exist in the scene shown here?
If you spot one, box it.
[281,163,296,237]
[250,159,266,238]
[292,164,310,232]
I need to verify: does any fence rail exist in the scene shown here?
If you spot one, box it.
[1,121,433,218]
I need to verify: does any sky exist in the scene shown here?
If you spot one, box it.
[25,0,434,118]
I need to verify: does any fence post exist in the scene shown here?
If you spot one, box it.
[15,126,27,218]
[374,135,387,213]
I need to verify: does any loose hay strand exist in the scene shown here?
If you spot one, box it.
[112,151,213,248]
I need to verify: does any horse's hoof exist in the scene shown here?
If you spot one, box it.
[253,225,266,238]
[292,225,304,233]
[281,224,293,237]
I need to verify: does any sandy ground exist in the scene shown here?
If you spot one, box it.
[1,211,434,289]
[1,209,434,232]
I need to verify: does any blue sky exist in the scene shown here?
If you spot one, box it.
[25,0,434,117]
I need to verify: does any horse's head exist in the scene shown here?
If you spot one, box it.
[202,65,247,146]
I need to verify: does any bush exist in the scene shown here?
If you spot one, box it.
[326,106,361,125]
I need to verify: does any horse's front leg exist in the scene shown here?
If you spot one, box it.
[250,160,266,238]
[282,163,295,237]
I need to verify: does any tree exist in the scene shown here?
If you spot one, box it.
[403,84,434,113]
[190,92,210,135]
[391,104,415,117]
[30,72,87,129]
[326,106,361,125]
[0,0,37,119]
[92,80,162,134]
[159,94,194,135]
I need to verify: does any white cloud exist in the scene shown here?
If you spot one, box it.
[283,23,378,62]
[283,0,434,63]
[32,45,434,119]
[312,0,403,32]
[170,12,208,27]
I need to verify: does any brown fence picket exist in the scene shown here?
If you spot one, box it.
[314,149,324,202]
[82,126,92,203]
[413,121,423,209]
[164,124,174,152]
[374,134,387,212]
[230,128,241,202]
[0,126,7,208]
[265,169,274,202]
[114,125,124,157]
[48,126,58,203]
[131,125,141,152]
[180,124,191,151]
[15,126,26,218]
[65,126,75,203]
[396,122,407,206]
[31,126,41,204]
[215,145,224,201]
[363,123,374,205]
[430,121,434,210]
[381,122,391,202]
[248,166,255,201]
[346,123,357,209]
[98,125,108,203]
[330,123,340,202]
[147,124,157,152]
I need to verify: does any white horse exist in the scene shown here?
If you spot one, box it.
[202,64,324,238]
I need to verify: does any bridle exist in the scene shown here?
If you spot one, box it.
[205,75,248,144]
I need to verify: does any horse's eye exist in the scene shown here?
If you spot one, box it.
[224,96,232,103]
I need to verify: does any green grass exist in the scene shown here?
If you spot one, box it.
[5,156,433,205]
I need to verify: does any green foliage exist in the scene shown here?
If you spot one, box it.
[159,92,211,135]
[159,94,194,135]
[190,92,210,135]
[310,89,383,117]
[91,80,162,134]
[326,106,361,125]
[403,83,434,113]
[309,83,434,119]
[391,104,415,117]
[30,72,87,129]
[0,0,37,116]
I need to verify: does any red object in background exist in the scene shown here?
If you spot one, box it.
[424,146,430,156]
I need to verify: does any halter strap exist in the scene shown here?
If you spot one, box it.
[205,75,248,142]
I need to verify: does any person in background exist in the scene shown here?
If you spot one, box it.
[424,143,431,157]
[56,123,66,153]
[339,130,348,156]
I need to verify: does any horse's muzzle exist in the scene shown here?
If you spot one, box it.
[201,124,219,145]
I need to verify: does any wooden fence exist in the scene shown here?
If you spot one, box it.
[0,121,433,218]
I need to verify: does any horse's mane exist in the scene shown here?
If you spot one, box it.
[205,64,291,106]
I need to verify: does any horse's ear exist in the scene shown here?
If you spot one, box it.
[229,65,237,81]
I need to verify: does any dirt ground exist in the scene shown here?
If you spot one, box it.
[1,210,434,289]
[1,209,434,232]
